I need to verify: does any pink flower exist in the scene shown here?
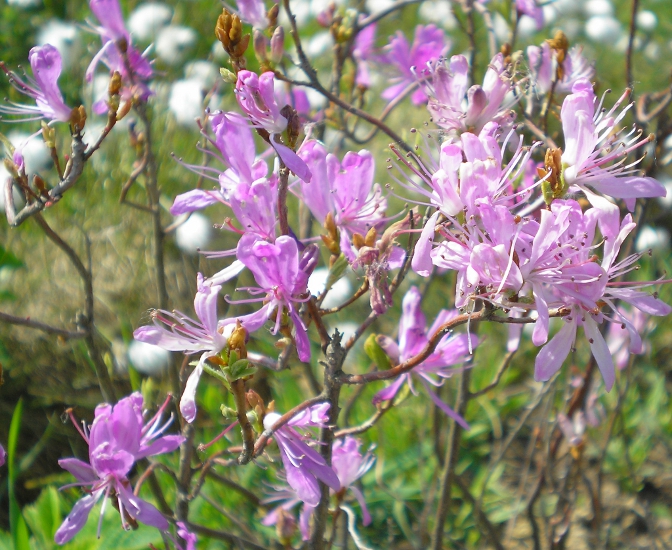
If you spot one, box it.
[234,0,268,29]
[55,393,183,544]
[382,25,449,106]
[331,437,374,525]
[170,111,270,216]
[424,53,515,133]
[235,71,311,181]
[133,274,228,422]
[297,140,387,261]
[560,78,666,210]
[87,0,153,113]
[373,286,477,429]
[0,44,73,123]
[263,404,340,507]
[353,22,377,88]
[222,234,318,361]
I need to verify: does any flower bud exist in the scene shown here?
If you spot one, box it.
[267,4,279,27]
[270,26,284,63]
[253,29,269,62]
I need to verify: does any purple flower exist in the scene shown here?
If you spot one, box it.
[133,273,228,422]
[0,443,5,467]
[527,44,594,98]
[297,140,387,261]
[263,403,341,507]
[87,0,153,113]
[372,287,477,429]
[353,22,377,88]
[331,437,374,525]
[531,203,671,391]
[423,53,515,133]
[234,0,268,29]
[515,0,543,30]
[55,393,184,544]
[170,111,271,216]
[560,78,666,210]
[0,44,73,123]
[382,24,449,105]
[176,522,197,550]
[262,484,313,540]
[223,233,317,361]
[235,70,311,181]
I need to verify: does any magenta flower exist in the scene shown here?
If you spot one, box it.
[133,273,228,422]
[235,70,311,181]
[531,203,671,391]
[222,233,317,361]
[424,53,515,133]
[263,403,340,507]
[382,24,449,105]
[0,44,73,123]
[297,140,387,261]
[352,22,377,88]
[262,483,313,540]
[55,393,184,544]
[560,78,666,210]
[87,0,153,113]
[234,0,268,29]
[175,522,197,550]
[331,437,374,525]
[0,443,5,467]
[170,111,270,216]
[527,44,594,98]
[373,287,477,429]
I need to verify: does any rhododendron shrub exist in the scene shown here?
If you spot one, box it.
[1,0,671,547]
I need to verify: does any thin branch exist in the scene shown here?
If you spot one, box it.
[469,348,517,398]
[357,0,423,29]
[232,379,256,465]
[253,394,329,457]
[334,402,393,438]
[185,522,268,550]
[0,311,85,339]
[6,135,87,227]
[626,0,640,89]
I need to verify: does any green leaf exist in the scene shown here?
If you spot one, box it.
[364,334,392,370]
[8,399,30,550]
[22,486,61,549]
[228,358,251,379]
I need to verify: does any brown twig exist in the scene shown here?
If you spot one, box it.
[0,311,85,339]
[231,379,256,465]
[626,0,640,90]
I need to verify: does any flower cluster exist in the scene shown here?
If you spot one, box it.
[55,393,184,544]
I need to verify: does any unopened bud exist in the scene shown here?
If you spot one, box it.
[109,71,123,96]
[253,30,269,62]
[270,26,284,64]
[352,232,365,250]
[41,122,56,148]
[220,67,237,83]
[364,226,377,247]
[267,4,279,27]
[33,174,47,193]
[280,104,301,147]
[70,105,87,133]
[228,321,248,359]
